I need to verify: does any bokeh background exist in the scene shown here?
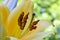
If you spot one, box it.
[0,0,60,40]
[33,0,60,40]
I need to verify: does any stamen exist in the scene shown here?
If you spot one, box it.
[30,20,40,31]
[18,12,29,30]
[18,12,24,30]
[22,13,29,30]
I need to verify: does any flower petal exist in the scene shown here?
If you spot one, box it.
[0,4,10,40]
[6,36,18,40]
[4,0,18,11]
[35,20,52,32]
[0,4,10,25]
[20,31,53,40]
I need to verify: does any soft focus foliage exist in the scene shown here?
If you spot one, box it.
[32,0,60,40]
[0,0,3,3]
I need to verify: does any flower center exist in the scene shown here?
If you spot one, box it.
[18,12,40,31]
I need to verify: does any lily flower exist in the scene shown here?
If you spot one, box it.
[0,0,53,40]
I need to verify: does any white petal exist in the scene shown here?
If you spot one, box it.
[6,36,18,40]
[36,20,52,32]
[21,31,53,40]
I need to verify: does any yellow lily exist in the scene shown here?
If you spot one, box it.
[0,0,53,40]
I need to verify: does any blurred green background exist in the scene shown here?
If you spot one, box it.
[32,0,60,40]
[0,0,60,40]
